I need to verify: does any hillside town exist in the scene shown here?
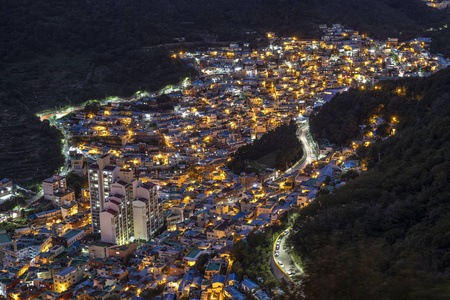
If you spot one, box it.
[0,25,448,300]
[423,0,450,9]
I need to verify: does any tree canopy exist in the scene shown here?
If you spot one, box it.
[228,121,303,174]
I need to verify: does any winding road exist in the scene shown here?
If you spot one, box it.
[276,119,318,180]
[271,118,317,283]
[272,230,303,284]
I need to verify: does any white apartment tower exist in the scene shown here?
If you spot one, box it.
[100,180,164,245]
[133,182,164,241]
[88,155,120,234]
[100,180,135,245]
[89,155,163,244]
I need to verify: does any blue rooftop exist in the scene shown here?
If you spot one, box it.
[212,275,226,285]
[242,278,259,291]
[56,266,76,277]
[224,286,245,300]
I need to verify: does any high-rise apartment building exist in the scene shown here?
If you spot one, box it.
[100,180,135,245]
[133,182,164,241]
[88,155,164,244]
[88,155,120,234]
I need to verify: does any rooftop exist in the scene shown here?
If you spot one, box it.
[0,233,11,245]
[43,175,64,183]
[205,261,221,272]
[184,249,202,260]
[56,266,77,277]
[62,229,83,240]
[242,278,259,290]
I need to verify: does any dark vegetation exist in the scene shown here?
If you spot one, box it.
[141,284,165,300]
[0,199,54,233]
[288,68,450,299]
[1,0,450,115]
[228,122,303,174]
[0,108,64,185]
[66,173,88,198]
[0,221,29,234]
[310,90,407,146]
[0,196,27,213]
[231,212,290,290]
[2,0,449,109]
[194,253,211,274]
[231,232,274,280]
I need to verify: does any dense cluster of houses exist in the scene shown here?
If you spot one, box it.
[423,0,450,9]
[0,25,446,300]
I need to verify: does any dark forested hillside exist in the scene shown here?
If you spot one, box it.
[288,68,450,299]
[1,0,449,113]
[0,107,64,185]
[310,90,388,146]
[0,0,446,60]
[228,122,303,174]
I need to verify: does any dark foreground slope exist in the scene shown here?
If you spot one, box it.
[0,105,64,186]
[288,68,450,299]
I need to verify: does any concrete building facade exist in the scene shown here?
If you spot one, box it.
[88,155,120,234]
[53,266,84,293]
[89,155,164,245]
[43,175,75,207]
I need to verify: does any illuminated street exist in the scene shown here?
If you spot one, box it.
[274,231,303,282]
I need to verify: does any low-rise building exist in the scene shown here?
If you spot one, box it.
[52,229,85,248]
[88,242,113,260]
[53,266,84,293]
[0,230,12,261]
[43,175,75,207]
[0,178,13,198]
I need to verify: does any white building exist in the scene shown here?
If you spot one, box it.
[2,234,51,267]
[88,155,121,234]
[43,175,66,201]
[133,182,164,241]
[100,180,135,245]
[70,154,86,176]
[99,208,119,245]
[100,180,164,245]
[0,279,10,298]
[88,242,111,259]
[53,266,84,293]
[91,155,164,245]
[43,175,75,207]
